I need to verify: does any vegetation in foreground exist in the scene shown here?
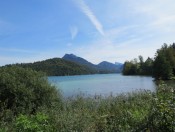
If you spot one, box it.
[0,66,175,131]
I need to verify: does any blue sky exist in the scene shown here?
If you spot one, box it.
[0,0,175,66]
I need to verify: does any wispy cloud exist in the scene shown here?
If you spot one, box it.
[73,36,159,64]
[74,0,105,36]
[71,0,175,64]
[70,26,78,39]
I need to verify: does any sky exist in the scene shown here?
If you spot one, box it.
[0,0,175,66]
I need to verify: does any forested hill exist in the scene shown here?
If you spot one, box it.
[2,54,123,76]
[4,58,96,76]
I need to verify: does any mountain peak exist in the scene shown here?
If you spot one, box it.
[63,54,77,58]
[62,53,95,67]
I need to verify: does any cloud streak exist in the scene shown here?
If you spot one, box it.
[70,26,78,39]
[74,0,105,36]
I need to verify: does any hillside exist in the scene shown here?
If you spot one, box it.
[63,54,99,73]
[62,54,97,69]
[5,58,96,76]
[3,54,123,76]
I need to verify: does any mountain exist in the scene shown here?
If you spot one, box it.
[3,54,123,76]
[97,61,123,73]
[62,54,123,73]
[62,54,96,68]
[5,58,96,76]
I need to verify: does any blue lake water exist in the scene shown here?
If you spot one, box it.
[48,74,156,97]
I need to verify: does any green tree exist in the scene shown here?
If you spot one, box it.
[142,57,153,75]
[138,55,144,66]
[153,52,173,80]
[152,43,175,80]
[122,61,138,75]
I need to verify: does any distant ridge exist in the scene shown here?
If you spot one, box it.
[62,54,123,74]
[97,61,123,73]
[115,62,123,66]
[2,54,123,76]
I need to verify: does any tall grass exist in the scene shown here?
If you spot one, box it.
[42,90,154,131]
[0,84,174,131]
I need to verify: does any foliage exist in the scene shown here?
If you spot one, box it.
[0,66,62,117]
[43,84,174,131]
[151,83,175,131]
[153,43,175,80]
[0,80,175,131]
[6,58,96,76]
[45,91,154,131]
[123,43,175,80]
[122,56,153,75]
[15,112,54,132]
[5,55,123,76]
[136,82,175,131]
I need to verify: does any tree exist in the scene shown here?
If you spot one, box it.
[153,52,173,80]
[152,43,175,80]
[143,57,153,75]
[122,61,138,75]
[138,55,144,65]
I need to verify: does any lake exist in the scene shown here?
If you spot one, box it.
[48,74,156,97]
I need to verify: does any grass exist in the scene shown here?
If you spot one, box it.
[18,90,153,131]
[0,83,175,131]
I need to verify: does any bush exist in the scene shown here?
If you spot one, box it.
[15,112,54,132]
[0,66,62,116]
[150,83,175,131]
[135,83,175,131]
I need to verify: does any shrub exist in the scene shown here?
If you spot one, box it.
[150,83,175,131]
[0,66,62,116]
[15,112,54,132]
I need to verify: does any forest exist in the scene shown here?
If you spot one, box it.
[123,43,175,80]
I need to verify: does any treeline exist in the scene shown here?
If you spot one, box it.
[5,58,96,76]
[123,43,175,80]
[123,56,153,76]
